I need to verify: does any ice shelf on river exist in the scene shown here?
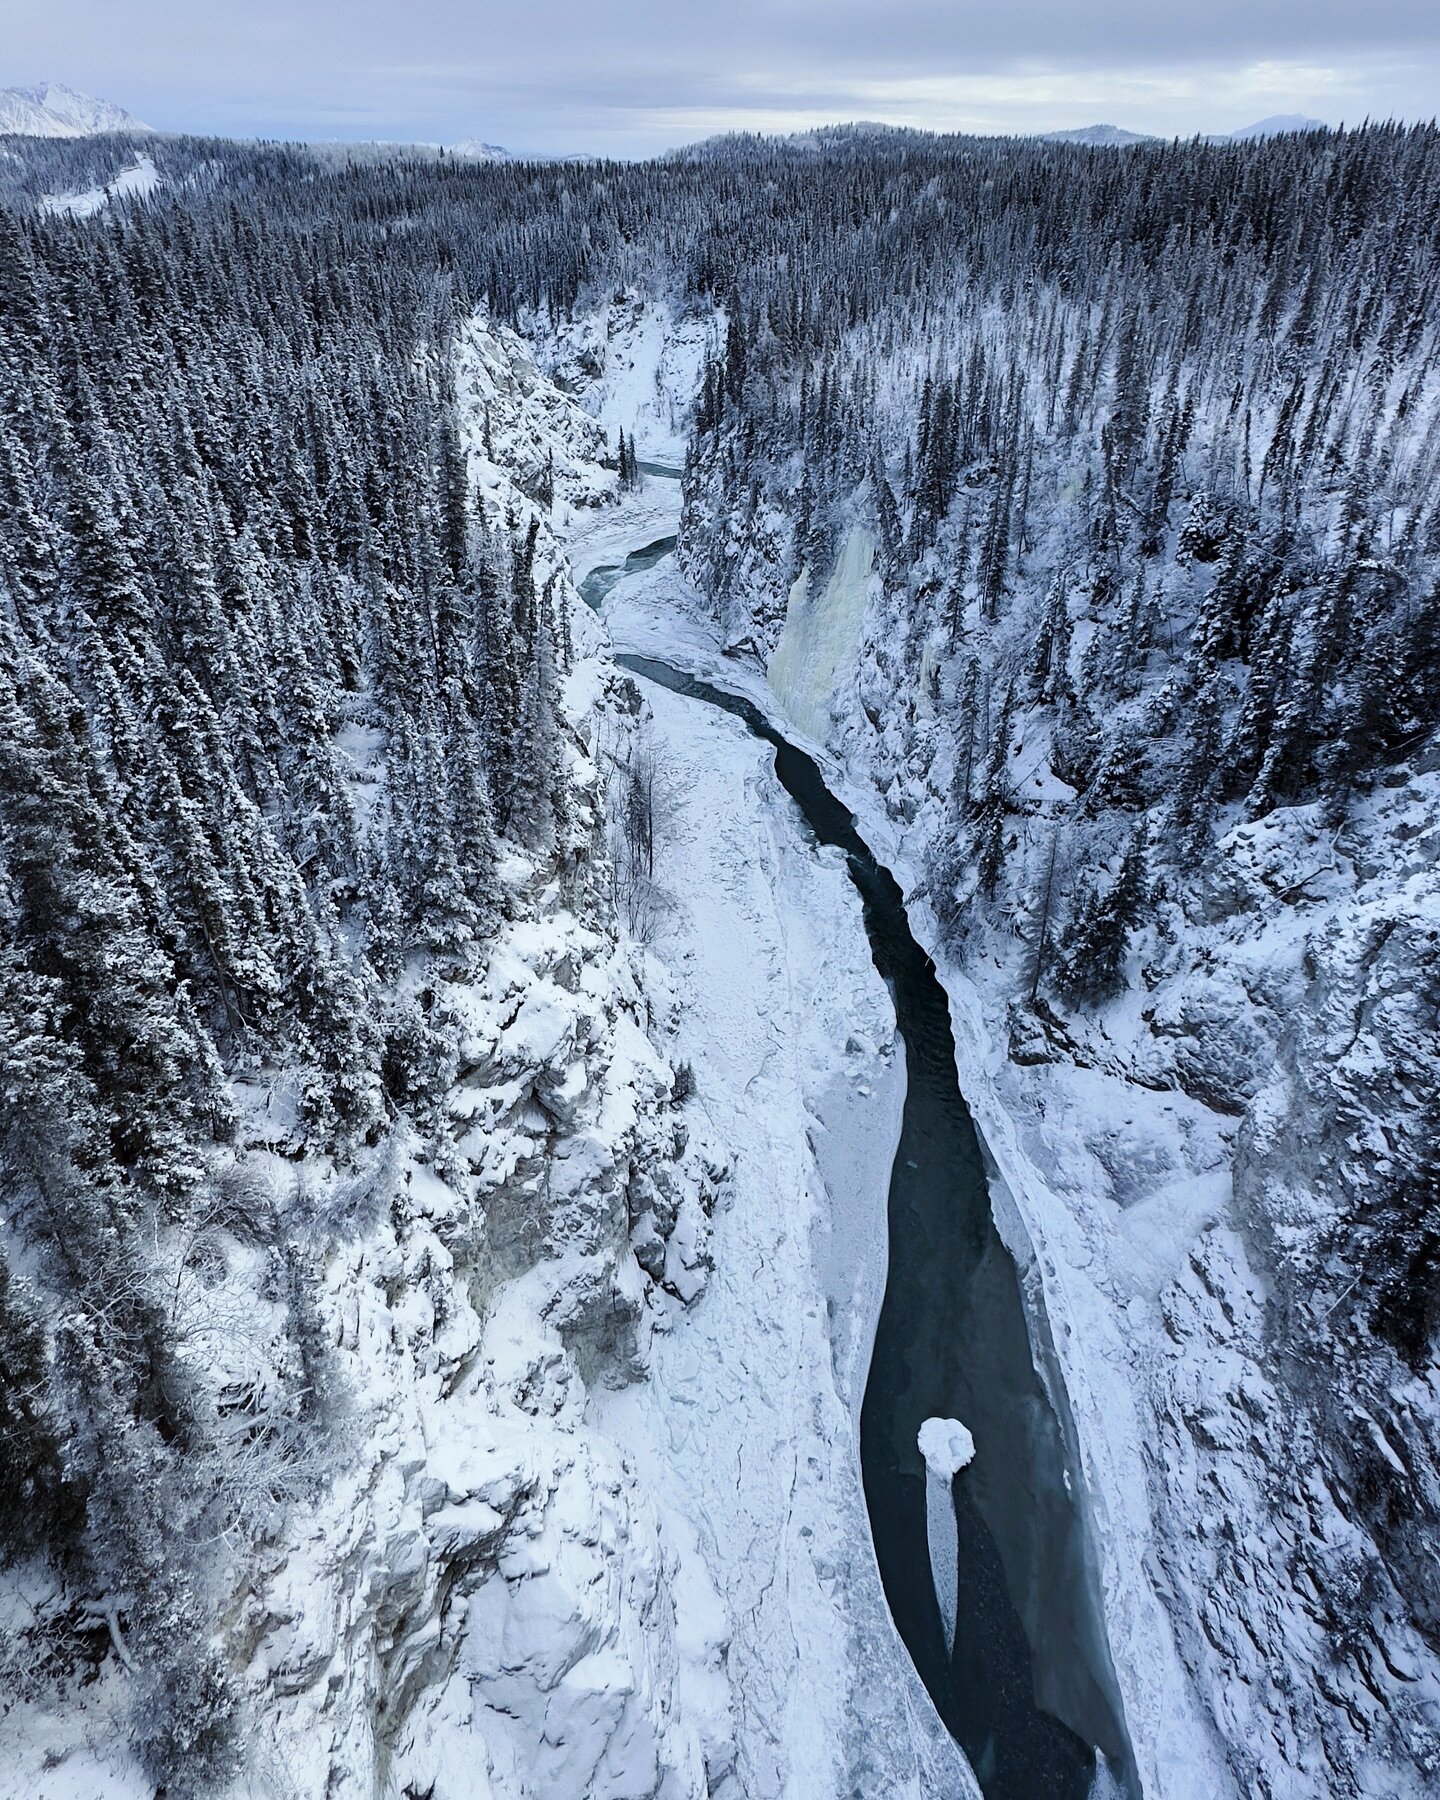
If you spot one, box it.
[919,1418,975,1658]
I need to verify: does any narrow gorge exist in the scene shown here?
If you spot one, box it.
[2,121,1437,1800]
[582,467,1132,1794]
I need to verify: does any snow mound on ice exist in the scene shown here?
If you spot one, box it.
[919,1416,976,1478]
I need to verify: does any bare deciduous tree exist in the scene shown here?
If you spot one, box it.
[605,723,676,944]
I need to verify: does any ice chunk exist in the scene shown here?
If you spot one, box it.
[919,1417,974,1658]
[768,525,876,740]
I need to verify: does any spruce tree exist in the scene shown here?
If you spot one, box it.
[1055,826,1148,1007]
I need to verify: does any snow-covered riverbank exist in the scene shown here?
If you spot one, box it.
[546,315,1151,1793]
[566,474,977,1798]
[600,483,1440,1794]
[591,679,974,1796]
[529,290,1440,1798]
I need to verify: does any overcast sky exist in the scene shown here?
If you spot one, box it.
[7,2,1438,154]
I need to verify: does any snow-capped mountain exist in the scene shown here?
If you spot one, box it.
[447,138,512,161]
[0,81,149,137]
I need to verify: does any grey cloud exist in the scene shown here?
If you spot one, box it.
[4,1,1436,153]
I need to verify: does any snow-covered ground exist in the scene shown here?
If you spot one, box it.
[568,482,683,596]
[533,295,719,466]
[40,152,159,217]
[582,312,1440,1784]
[563,442,978,1797]
[587,672,975,1798]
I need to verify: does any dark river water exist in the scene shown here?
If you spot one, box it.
[586,511,1133,1798]
[578,534,677,613]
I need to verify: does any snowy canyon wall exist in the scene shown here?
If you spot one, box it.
[6,126,1437,1800]
[666,242,1440,1797]
[0,316,731,1800]
[4,283,973,1800]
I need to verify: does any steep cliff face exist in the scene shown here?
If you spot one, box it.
[4,294,976,1800]
[247,886,728,1800]
[0,318,729,1800]
[532,295,718,466]
[247,327,732,1800]
[695,564,1440,1796]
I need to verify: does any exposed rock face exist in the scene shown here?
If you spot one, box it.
[257,1029,724,1800]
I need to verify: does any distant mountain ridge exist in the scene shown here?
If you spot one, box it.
[447,139,512,161]
[678,116,1336,162]
[1226,113,1329,139]
[0,81,149,137]
[1047,115,1330,146]
[1044,123,1159,146]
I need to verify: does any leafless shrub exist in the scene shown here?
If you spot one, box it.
[605,723,677,945]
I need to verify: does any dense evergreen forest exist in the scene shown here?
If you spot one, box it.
[1,120,1437,1792]
[0,142,582,1785]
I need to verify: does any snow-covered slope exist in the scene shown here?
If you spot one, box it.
[534,295,718,466]
[0,82,148,137]
[0,318,725,1800]
[39,151,159,217]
